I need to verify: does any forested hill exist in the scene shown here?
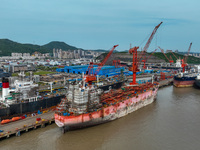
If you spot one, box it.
[153,52,200,64]
[0,39,80,56]
[97,51,200,64]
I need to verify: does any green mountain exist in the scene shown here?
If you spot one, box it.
[43,41,78,50]
[0,39,79,56]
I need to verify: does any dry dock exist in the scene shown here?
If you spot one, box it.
[0,111,55,140]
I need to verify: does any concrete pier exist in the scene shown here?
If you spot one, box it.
[159,78,173,88]
[0,111,55,140]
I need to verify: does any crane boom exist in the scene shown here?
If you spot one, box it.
[85,45,118,83]
[143,22,163,52]
[185,42,192,63]
[94,45,118,75]
[141,49,157,69]
[158,46,171,62]
[139,22,163,62]
[170,51,178,59]
[169,55,174,63]
[146,49,157,60]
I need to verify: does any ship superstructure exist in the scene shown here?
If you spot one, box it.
[0,72,64,118]
[1,72,39,105]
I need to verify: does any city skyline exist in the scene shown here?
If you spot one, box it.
[0,0,200,52]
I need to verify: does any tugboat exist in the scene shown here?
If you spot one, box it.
[55,46,159,133]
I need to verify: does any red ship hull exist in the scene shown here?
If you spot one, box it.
[173,79,195,87]
[55,87,158,132]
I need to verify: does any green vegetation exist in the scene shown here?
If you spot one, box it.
[153,52,200,64]
[36,65,59,71]
[42,41,78,51]
[0,39,79,56]
[12,71,56,76]
[34,71,56,75]
[96,52,108,60]
[97,51,200,64]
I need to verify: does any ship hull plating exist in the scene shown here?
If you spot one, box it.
[173,80,195,87]
[55,88,158,132]
[173,75,196,87]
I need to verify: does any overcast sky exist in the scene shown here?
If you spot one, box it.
[0,0,199,52]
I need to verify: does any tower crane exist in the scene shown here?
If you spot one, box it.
[85,45,119,83]
[129,46,139,85]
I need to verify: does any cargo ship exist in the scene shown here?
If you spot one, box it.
[173,73,197,87]
[194,74,200,88]
[0,73,64,119]
[55,80,159,132]
[55,46,159,133]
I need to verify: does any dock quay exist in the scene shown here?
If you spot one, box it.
[0,111,55,140]
[0,78,173,141]
[158,78,173,88]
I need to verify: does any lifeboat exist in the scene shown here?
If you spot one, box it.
[1,119,11,124]
[11,117,21,121]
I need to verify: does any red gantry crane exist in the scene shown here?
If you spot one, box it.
[182,42,192,72]
[85,45,119,83]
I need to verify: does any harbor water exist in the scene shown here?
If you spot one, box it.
[0,86,200,150]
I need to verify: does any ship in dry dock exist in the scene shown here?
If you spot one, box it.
[55,46,159,133]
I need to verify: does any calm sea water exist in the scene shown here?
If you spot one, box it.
[0,86,200,150]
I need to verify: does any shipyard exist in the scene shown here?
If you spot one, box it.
[1,1,200,150]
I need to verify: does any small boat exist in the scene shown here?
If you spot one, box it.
[1,119,11,124]
[11,117,21,121]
